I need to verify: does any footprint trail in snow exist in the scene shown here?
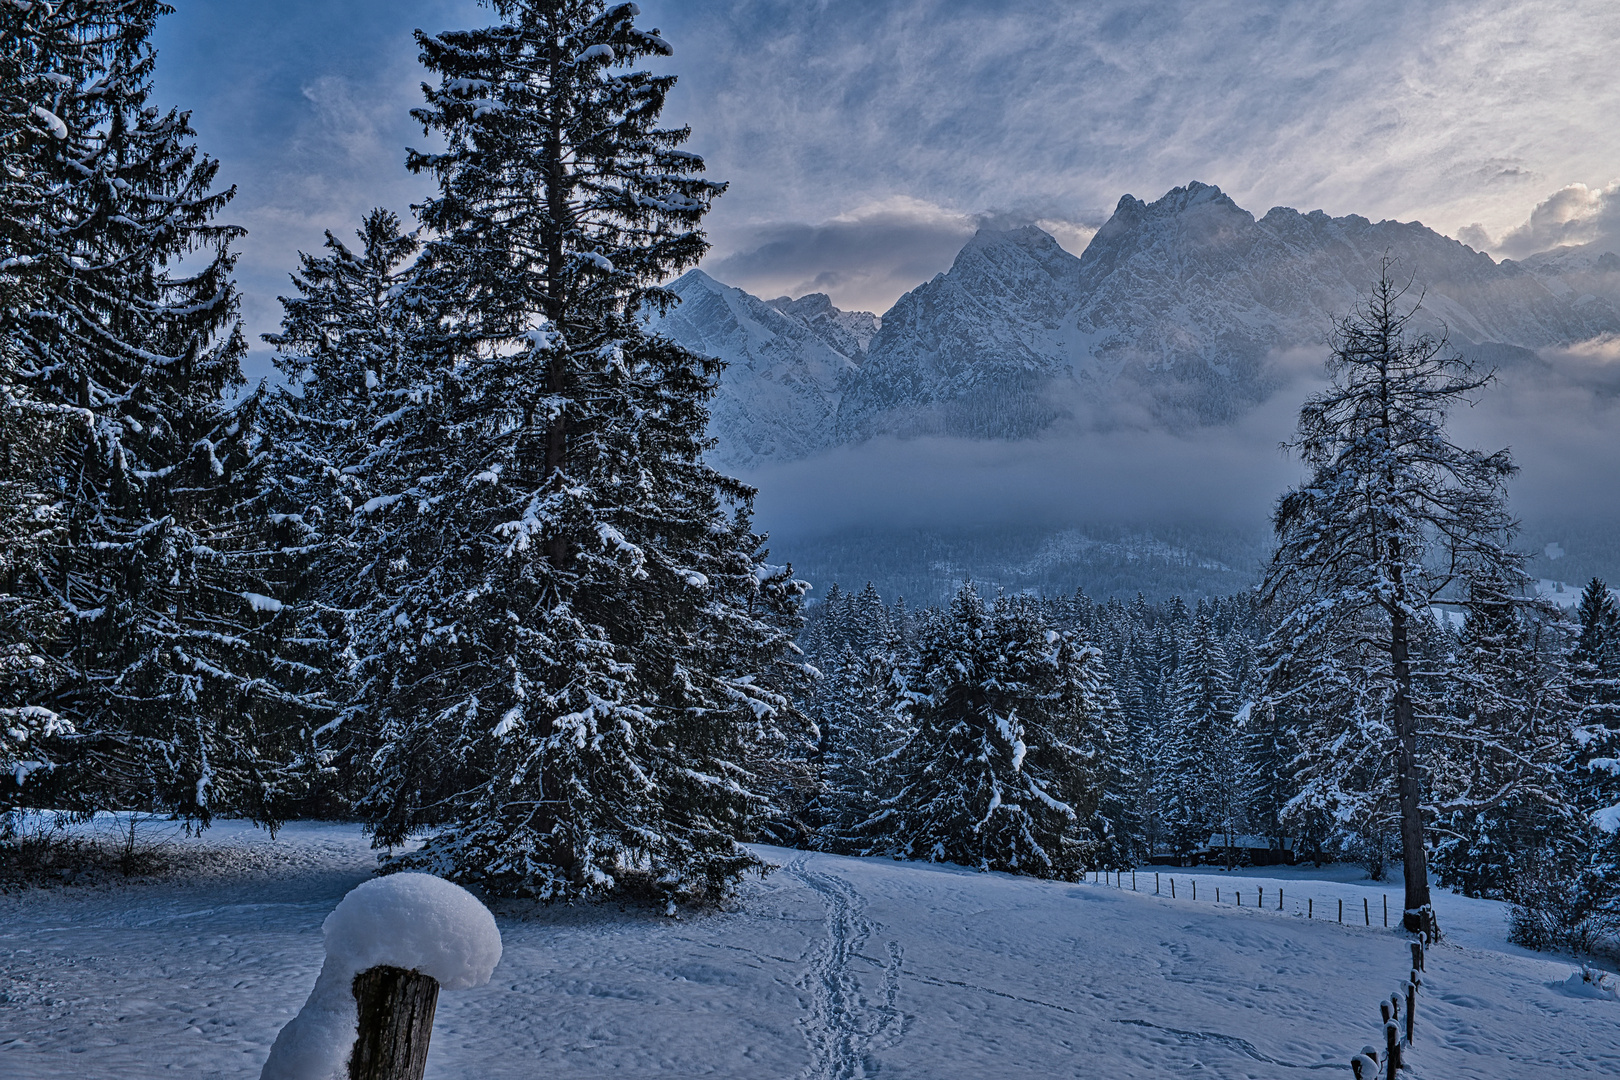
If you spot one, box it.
[787,857,906,1080]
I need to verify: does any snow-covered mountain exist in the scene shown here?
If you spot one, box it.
[646,270,874,467]
[655,182,1620,465]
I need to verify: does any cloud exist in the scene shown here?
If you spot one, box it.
[706,198,977,315]
[644,0,1620,281]
[705,198,1100,315]
[744,374,1315,543]
[739,334,1620,563]
[1493,182,1620,259]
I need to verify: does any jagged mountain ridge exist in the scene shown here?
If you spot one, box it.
[651,182,1620,466]
[648,270,866,465]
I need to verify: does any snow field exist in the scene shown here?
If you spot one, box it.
[3,823,1618,1079]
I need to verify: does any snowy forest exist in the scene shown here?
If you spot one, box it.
[3,0,1619,966]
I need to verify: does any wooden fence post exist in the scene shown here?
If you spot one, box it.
[1278,888,1283,912]
[349,966,441,1080]
[1156,872,1160,895]
[1364,897,1370,926]
[1410,940,1424,972]
[1383,895,1388,928]
[1339,898,1343,923]
[1170,877,1175,899]
[1384,1020,1400,1078]
[1308,897,1312,919]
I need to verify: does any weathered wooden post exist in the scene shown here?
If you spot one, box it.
[1383,895,1388,928]
[1353,1046,1379,1080]
[1278,888,1283,912]
[1308,897,1312,919]
[1258,886,1263,908]
[1384,1019,1401,1078]
[261,874,502,1080]
[349,967,441,1080]
[1156,872,1160,895]
[1339,898,1343,923]
[1364,897,1370,926]
[1410,940,1424,972]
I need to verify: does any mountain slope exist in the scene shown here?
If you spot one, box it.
[646,270,872,467]
[840,182,1620,439]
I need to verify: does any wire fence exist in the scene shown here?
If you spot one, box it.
[1083,868,1407,929]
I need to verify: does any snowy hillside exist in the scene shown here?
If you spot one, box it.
[4,820,1618,1079]
[662,183,1620,464]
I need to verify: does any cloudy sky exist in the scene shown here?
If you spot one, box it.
[148,1,1619,554]
[153,0,1620,359]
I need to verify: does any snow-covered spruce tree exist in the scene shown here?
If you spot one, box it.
[354,0,806,901]
[812,641,906,853]
[1569,578,1620,818]
[1,1,75,791]
[259,209,426,808]
[1566,579,1620,928]
[1261,265,1522,937]
[1162,612,1251,866]
[1428,572,1573,897]
[0,0,307,824]
[871,586,1103,878]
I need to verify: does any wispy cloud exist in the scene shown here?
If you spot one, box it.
[641,0,1620,293]
[154,1,1620,367]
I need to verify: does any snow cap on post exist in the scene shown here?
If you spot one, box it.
[260,874,501,1080]
[323,872,502,990]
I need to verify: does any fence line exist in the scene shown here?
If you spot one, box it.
[1087,868,1404,936]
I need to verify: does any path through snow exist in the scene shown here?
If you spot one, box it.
[785,855,905,1079]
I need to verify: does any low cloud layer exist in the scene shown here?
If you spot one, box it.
[744,342,1620,555]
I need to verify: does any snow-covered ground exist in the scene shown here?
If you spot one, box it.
[3,821,1618,1078]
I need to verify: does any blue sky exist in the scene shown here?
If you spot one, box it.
[151,0,1620,383]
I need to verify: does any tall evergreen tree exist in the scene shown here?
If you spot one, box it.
[1,1,75,790]
[1262,265,1522,936]
[349,0,806,900]
[260,209,426,804]
[1162,613,1250,865]
[813,640,905,853]
[0,0,302,824]
[1568,579,1620,911]
[872,587,1103,878]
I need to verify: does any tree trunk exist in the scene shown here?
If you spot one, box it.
[349,965,440,1080]
[1389,604,1437,937]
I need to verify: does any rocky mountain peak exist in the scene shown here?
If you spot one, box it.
[653,183,1620,467]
